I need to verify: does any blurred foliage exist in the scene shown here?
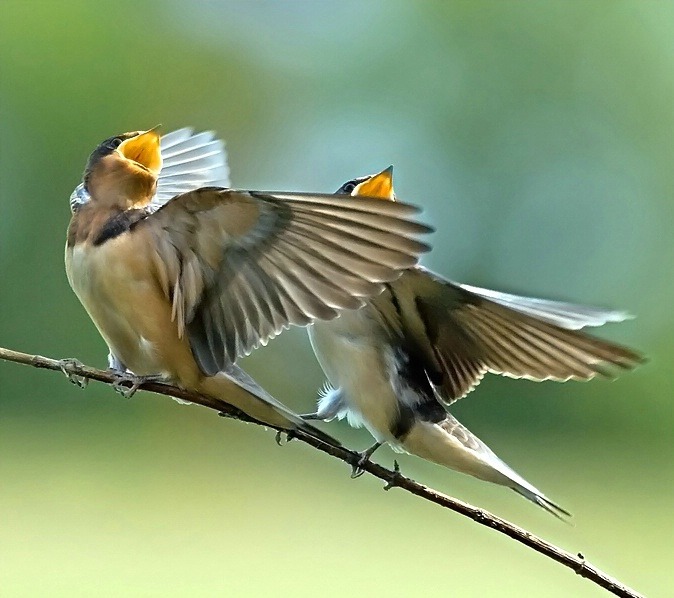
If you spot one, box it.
[0,1,672,596]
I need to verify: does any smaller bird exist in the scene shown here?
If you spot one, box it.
[64,129,432,445]
[306,167,645,517]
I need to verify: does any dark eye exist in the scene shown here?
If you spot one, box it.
[109,137,123,149]
[338,181,357,194]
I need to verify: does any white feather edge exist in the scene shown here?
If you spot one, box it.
[69,128,231,213]
[458,282,633,329]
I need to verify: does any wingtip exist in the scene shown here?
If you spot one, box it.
[606,310,636,324]
[418,239,433,253]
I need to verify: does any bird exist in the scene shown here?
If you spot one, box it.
[64,128,432,445]
[305,166,644,516]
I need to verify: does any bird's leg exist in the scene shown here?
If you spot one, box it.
[110,371,167,399]
[300,412,322,420]
[57,358,89,389]
[351,442,383,478]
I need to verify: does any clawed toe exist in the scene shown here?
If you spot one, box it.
[58,358,89,388]
[350,442,383,478]
[275,430,297,446]
[350,455,369,479]
[110,372,164,398]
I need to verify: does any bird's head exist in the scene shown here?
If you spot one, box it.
[336,165,395,201]
[82,127,162,209]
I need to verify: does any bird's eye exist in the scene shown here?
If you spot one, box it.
[109,137,123,149]
[340,181,357,194]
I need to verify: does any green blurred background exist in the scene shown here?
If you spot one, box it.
[1,1,672,596]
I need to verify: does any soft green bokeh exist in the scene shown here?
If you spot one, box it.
[1,1,672,596]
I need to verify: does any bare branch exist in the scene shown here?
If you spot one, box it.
[0,346,642,598]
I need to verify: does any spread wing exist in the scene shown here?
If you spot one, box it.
[145,188,432,375]
[390,267,644,405]
[69,128,230,213]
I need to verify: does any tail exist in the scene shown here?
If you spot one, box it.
[199,364,341,447]
[402,416,570,519]
[508,478,571,520]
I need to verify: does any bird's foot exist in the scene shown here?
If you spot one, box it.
[110,371,165,398]
[383,460,402,491]
[275,430,297,446]
[299,412,322,421]
[350,442,383,479]
[57,358,89,389]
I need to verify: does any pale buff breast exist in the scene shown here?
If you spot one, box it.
[309,307,402,443]
[65,237,181,378]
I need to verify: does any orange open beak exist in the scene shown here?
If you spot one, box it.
[353,165,395,200]
[118,127,162,175]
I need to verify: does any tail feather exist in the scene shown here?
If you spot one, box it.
[511,486,571,520]
[402,417,570,519]
[474,443,572,520]
[496,455,571,519]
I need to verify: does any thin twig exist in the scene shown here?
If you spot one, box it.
[0,346,642,598]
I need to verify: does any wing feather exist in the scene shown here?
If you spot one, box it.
[144,188,431,374]
[458,283,632,329]
[388,267,643,405]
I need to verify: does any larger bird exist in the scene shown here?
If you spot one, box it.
[306,167,644,516]
[64,129,431,443]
